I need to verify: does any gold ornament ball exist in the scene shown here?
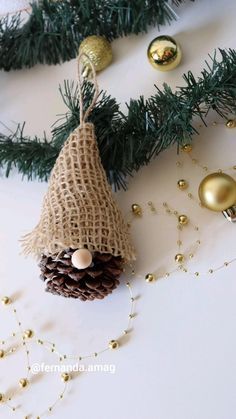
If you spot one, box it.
[19,378,28,388]
[181,144,193,153]
[175,253,185,263]
[131,203,142,216]
[79,35,112,74]
[145,273,156,283]
[177,179,188,190]
[109,340,119,350]
[178,214,189,225]
[61,373,70,382]
[147,35,182,71]
[198,172,236,212]
[0,350,4,359]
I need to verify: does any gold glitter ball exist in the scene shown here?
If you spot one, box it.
[79,35,112,74]
[147,35,182,71]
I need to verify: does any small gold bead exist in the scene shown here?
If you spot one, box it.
[189,253,194,259]
[1,296,11,305]
[48,407,53,412]
[0,393,4,402]
[188,193,193,198]
[178,214,189,225]
[109,340,119,350]
[195,272,200,277]
[181,144,193,153]
[196,240,201,244]
[212,121,217,126]
[94,352,98,357]
[126,282,130,287]
[130,297,135,302]
[123,330,128,335]
[175,254,185,263]
[19,378,28,388]
[0,350,5,359]
[24,329,34,339]
[177,179,188,190]
[224,262,229,266]
[61,373,70,382]
[129,314,134,319]
[131,203,142,217]
[209,269,213,274]
[165,273,170,277]
[12,407,16,411]
[60,394,63,399]
[145,273,156,283]
[226,119,236,128]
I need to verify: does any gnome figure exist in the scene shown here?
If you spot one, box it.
[23,55,135,301]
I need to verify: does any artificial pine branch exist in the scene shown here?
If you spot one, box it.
[0,0,194,71]
[1,49,236,190]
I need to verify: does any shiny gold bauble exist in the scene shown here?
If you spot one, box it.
[177,179,188,190]
[1,296,11,305]
[175,253,185,263]
[109,340,119,350]
[79,35,112,74]
[181,144,193,153]
[147,35,182,71]
[19,378,28,388]
[178,214,188,225]
[198,172,236,212]
[131,203,142,216]
[61,373,70,382]
[145,273,156,283]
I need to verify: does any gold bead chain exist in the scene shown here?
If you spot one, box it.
[0,282,136,418]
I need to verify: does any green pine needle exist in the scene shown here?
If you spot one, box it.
[1,49,236,190]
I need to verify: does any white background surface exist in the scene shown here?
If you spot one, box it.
[1,1,236,418]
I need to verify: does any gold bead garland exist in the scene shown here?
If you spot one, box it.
[0,283,136,417]
[0,297,69,418]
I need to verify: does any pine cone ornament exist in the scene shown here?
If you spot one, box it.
[40,251,123,301]
[22,53,135,302]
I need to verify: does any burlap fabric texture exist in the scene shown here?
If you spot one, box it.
[22,53,135,262]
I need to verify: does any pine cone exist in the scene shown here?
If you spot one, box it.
[39,250,124,301]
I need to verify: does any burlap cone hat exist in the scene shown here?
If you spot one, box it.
[22,55,135,262]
